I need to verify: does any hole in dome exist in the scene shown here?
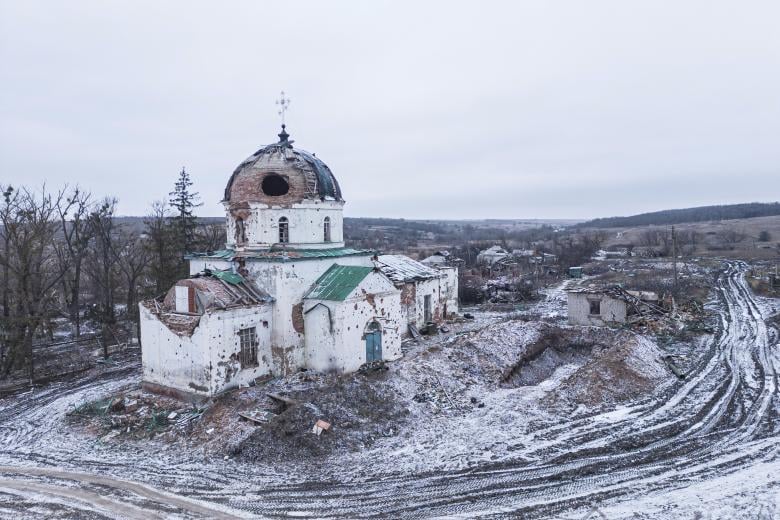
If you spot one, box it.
[261,174,289,196]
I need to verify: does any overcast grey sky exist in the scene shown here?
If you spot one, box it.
[1,1,778,220]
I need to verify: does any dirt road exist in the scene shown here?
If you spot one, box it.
[0,262,777,518]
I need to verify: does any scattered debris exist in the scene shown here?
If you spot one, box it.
[239,410,276,425]
[267,392,300,407]
[663,355,687,379]
[312,419,331,436]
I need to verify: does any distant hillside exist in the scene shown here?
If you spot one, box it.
[577,202,780,229]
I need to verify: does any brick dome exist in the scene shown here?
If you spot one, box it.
[223,126,343,205]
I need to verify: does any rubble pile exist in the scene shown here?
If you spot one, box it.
[67,314,675,467]
[234,372,409,462]
[546,333,669,407]
[66,389,204,441]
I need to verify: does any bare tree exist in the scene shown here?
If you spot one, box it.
[1,187,13,323]
[85,198,120,356]
[717,228,746,245]
[0,186,67,380]
[196,222,226,252]
[112,225,150,342]
[145,200,184,296]
[56,187,94,338]
[639,229,661,247]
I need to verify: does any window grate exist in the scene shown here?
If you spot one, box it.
[239,327,258,368]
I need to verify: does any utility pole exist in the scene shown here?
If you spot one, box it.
[671,225,679,296]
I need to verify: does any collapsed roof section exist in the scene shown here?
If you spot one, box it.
[161,269,273,313]
[375,254,441,283]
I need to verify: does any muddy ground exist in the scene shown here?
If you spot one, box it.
[3,260,780,519]
[68,318,678,467]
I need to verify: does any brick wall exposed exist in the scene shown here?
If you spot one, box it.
[229,168,309,207]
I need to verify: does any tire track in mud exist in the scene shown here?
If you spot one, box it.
[236,261,780,518]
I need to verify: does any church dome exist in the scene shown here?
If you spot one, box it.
[223,126,343,205]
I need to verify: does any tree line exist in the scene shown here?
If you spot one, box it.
[0,169,220,381]
[577,202,780,229]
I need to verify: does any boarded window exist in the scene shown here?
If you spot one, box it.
[239,327,258,368]
[323,217,331,242]
[589,299,601,316]
[175,286,195,313]
[278,217,289,244]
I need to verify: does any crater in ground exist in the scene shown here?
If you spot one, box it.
[503,342,594,387]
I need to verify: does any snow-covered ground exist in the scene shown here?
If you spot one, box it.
[0,261,778,518]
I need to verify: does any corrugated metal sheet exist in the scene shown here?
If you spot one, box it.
[304,265,374,301]
[210,269,245,285]
[186,248,372,263]
[376,254,440,283]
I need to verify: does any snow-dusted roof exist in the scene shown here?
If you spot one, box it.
[480,245,508,256]
[421,255,447,265]
[376,254,441,283]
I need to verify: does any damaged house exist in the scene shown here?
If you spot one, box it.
[567,286,662,327]
[476,245,509,266]
[375,254,458,331]
[140,125,455,398]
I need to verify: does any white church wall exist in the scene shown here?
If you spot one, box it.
[140,305,212,396]
[207,305,274,393]
[189,256,374,374]
[140,304,273,397]
[225,201,345,250]
[410,277,440,327]
[438,266,459,317]
[304,272,402,373]
[302,303,336,370]
[232,256,374,374]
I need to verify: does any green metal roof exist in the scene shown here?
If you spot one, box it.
[186,247,373,263]
[210,269,245,285]
[304,265,374,301]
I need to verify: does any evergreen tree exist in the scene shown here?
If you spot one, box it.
[168,167,202,255]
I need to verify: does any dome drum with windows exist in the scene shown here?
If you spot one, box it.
[222,126,345,251]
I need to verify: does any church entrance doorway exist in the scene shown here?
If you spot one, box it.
[365,322,382,362]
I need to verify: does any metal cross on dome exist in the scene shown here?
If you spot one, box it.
[275,91,291,126]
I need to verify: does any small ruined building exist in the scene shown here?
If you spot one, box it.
[476,245,509,265]
[420,250,462,267]
[140,126,458,398]
[567,286,661,327]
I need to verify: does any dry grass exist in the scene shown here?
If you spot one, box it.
[600,215,780,260]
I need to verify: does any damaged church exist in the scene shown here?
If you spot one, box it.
[140,125,458,398]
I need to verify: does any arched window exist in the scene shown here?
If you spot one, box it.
[235,217,246,245]
[323,217,331,242]
[278,217,289,244]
